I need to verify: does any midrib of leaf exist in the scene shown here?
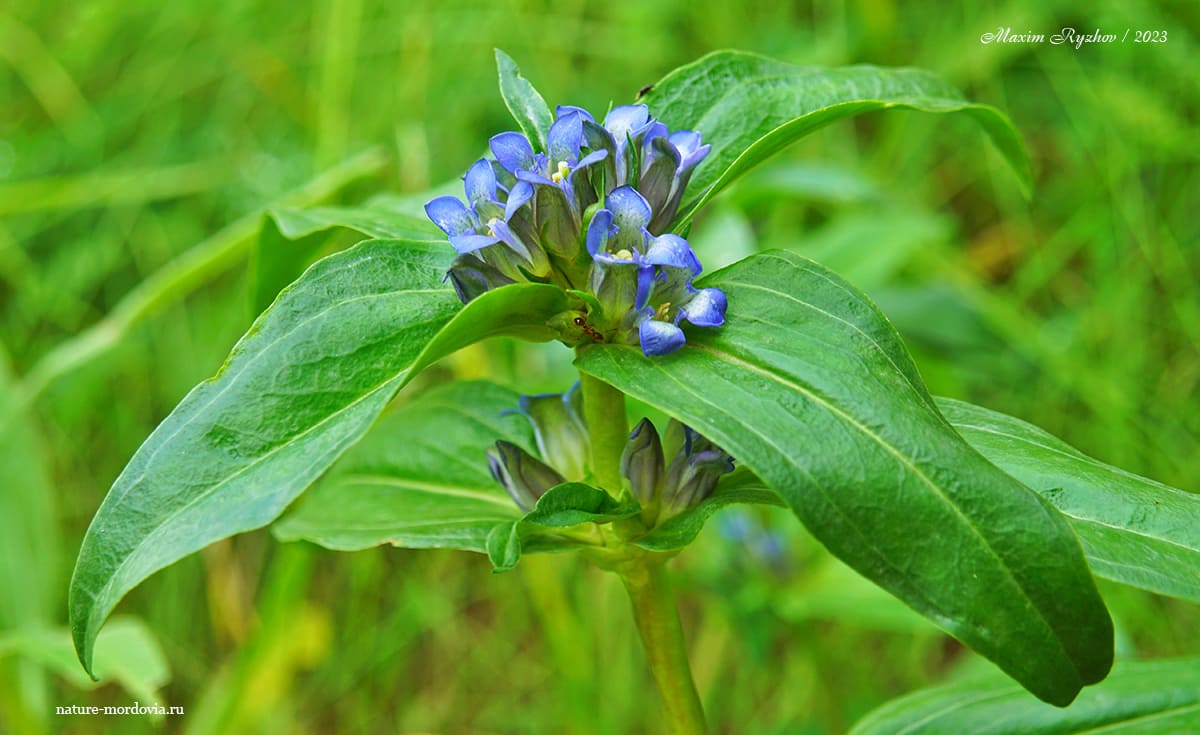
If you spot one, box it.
[717,253,934,411]
[86,288,455,611]
[419,401,527,448]
[1074,703,1200,735]
[295,519,510,532]
[338,474,517,510]
[891,688,1014,735]
[951,422,1200,553]
[686,340,1070,666]
[587,346,956,631]
[952,420,1169,489]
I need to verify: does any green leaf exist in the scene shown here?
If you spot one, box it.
[0,617,169,704]
[778,555,937,634]
[269,205,440,241]
[253,205,440,314]
[634,467,784,552]
[850,658,1200,735]
[495,49,553,153]
[941,398,1200,603]
[0,347,58,717]
[275,383,617,572]
[575,250,1112,706]
[486,521,523,573]
[273,380,531,553]
[69,241,569,676]
[523,483,641,527]
[644,50,1032,228]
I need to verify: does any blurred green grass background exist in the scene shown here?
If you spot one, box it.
[2,0,1198,732]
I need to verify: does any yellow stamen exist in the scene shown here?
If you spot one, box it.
[614,248,633,260]
[655,302,672,320]
[550,160,571,183]
[486,217,501,238]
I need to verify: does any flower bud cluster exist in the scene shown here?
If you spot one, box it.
[425,104,726,356]
[486,386,734,521]
[620,417,735,525]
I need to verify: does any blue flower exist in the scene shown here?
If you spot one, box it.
[425,158,548,296]
[585,186,725,356]
[425,97,725,358]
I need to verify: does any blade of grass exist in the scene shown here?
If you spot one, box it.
[17,147,388,403]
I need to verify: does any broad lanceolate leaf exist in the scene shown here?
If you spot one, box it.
[495,49,553,153]
[0,617,169,704]
[70,240,569,675]
[253,206,440,314]
[850,658,1200,735]
[269,205,440,242]
[576,251,1112,706]
[275,381,641,572]
[941,398,1200,604]
[273,380,533,553]
[644,50,1032,228]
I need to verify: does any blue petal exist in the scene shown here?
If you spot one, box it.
[680,287,727,327]
[504,180,534,221]
[639,319,687,356]
[635,266,658,309]
[555,104,595,123]
[576,148,608,169]
[670,131,711,171]
[490,132,536,173]
[642,121,669,151]
[488,220,535,263]
[448,232,499,254]
[424,196,475,237]
[607,186,652,233]
[604,105,653,142]
[586,209,614,256]
[548,111,583,165]
[644,234,701,274]
[515,169,556,187]
[593,250,644,267]
[566,149,609,188]
[463,159,498,208]
[669,130,703,156]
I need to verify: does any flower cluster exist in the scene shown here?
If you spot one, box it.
[425,104,726,356]
[487,386,734,522]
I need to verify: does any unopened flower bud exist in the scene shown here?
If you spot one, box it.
[487,440,566,512]
[621,418,665,504]
[515,383,590,481]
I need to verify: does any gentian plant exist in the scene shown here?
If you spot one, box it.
[69,49,1200,733]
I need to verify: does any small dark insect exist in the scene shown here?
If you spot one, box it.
[636,83,654,100]
[573,316,605,342]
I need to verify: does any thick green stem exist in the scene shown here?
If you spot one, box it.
[577,368,627,492]
[620,561,708,734]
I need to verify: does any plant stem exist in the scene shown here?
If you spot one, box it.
[620,560,708,735]
[577,368,627,492]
